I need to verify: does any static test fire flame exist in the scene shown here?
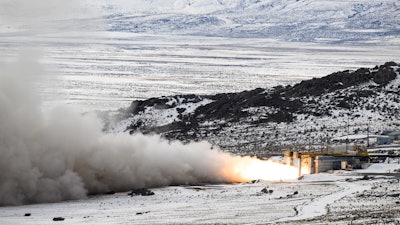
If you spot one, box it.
[227,156,310,182]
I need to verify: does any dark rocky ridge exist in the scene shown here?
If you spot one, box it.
[118,62,400,155]
[285,61,399,97]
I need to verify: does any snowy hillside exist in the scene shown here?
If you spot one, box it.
[5,0,397,42]
[107,62,400,155]
[2,0,398,42]
[104,0,400,42]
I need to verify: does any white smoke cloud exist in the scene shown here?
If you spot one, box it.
[0,0,105,32]
[0,53,247,206]
[0,0,100,20]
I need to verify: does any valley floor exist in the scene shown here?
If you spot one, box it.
[1,164,399,225]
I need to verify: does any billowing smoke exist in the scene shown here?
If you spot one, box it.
[0,0,100,21]
[0,0,105,33]
[0,53,250,206]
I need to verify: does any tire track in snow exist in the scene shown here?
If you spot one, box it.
[275,181,371,222]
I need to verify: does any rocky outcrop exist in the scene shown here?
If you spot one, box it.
[284,61,398,97]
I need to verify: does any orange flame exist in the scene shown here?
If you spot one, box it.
[222,156,306,182]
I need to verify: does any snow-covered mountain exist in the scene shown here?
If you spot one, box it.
[107,62,400,155]
[104,0,400,42]
[3,0,398,42]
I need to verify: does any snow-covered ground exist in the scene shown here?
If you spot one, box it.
[1,32,398,112]
[1,164,399,224]
[1,1,400,224]
[1,0,399,112]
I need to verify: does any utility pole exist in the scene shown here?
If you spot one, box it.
[367,123,370,147]
[346,116,350,151]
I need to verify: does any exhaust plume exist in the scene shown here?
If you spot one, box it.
[0,53,299,206]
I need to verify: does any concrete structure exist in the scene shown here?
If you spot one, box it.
[388,131,400,141]
[285,151,369,175]
[315,156,339,173]
[305,155,364,174]
[332,134,392,146]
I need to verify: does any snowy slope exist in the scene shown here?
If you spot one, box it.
[104,0,400,42]
[3,0,398,41]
